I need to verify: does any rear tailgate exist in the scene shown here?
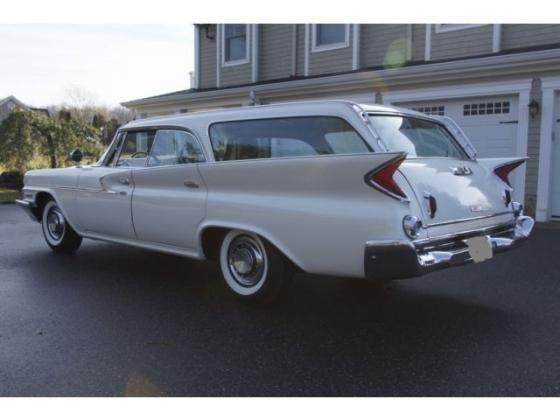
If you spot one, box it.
[398,157,514,237]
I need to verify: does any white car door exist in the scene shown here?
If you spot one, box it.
[75,130,155,239]
[131,129,207,251]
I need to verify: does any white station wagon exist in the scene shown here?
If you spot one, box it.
[17,101,534,301]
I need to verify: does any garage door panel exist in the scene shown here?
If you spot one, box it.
[551,94,560,218]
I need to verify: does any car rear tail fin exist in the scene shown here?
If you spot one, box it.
[364,153,409,201]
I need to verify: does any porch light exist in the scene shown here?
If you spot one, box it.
[528,99,540,119]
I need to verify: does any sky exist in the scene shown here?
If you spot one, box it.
[0,24,194,108]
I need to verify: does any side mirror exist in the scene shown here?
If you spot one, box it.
[69,149,83,164]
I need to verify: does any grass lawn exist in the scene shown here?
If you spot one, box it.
[0,188,20,203]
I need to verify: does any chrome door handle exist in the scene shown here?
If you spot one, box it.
[423,192,437,219]
[184,180,199,189]
[118,177,131,185]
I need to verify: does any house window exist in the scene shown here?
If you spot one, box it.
[222,24,249,65]
[463,101,510,116]
[312,24,349,52]
[411,106,445,116]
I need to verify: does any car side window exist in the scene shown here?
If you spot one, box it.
[115,131,156,167]
[209,117,370,161]
[147,129,205,167]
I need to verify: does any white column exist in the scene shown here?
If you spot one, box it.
[515,89,530,204]
[216,24,221,88]
[536,87,556,221]
[492,24,501,53]
[251,24,259,83]
[193,25,200,89]
[424,24,432,61]
[352,24,360,70]
[304,24,310,76]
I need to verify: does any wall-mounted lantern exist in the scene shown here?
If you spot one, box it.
[528,99,540,119]
[197,24,215,40]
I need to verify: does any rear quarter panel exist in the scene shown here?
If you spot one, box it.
[197,153,423,278]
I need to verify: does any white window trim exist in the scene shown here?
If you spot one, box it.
[311,24,350,53]
[193,26,200,89]
[220,24,251,67]
[434,24,486,34]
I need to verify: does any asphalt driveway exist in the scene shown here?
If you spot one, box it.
[1,203,559,396]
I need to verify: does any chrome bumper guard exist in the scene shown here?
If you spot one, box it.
[364,216,535,281]
[15,199,39,222]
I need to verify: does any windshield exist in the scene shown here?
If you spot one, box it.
[368,114,468,159]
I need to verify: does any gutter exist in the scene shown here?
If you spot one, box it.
[122,47,560,108]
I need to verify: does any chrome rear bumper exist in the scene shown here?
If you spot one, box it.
[364,216,534,281]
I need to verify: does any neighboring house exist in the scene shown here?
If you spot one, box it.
[0,95,29,123]
[122,24,560,222]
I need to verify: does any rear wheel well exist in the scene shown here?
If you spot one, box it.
[200,226,302,273]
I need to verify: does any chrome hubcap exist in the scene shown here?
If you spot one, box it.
[46,207,65,241]
[227,236,265,287]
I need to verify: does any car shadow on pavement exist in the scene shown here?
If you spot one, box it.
[12,239,528,396]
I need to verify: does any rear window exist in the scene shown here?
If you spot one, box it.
[368,115,468,159]
[209,117,370,161]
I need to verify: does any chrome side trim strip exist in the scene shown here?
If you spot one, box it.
[56,186,104,193]
[424,211,513,228]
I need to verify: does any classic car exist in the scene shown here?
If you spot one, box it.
[16,101,534,301]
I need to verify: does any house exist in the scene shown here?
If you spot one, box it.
[0,95,29,123]
[121,24,560,222]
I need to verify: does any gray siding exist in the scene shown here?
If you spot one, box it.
[198,24,560,89]
[502,24,560,50]
[198,26,217,89]
[360,24,408,68]
[259,24,294,81]
[412,24,426,62]
[308,25,353,76]
[525,78,542,199]
[430,25,493,61]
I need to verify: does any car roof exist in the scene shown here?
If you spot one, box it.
[122,100,435,130]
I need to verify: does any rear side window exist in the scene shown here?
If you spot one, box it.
[209,117,370,161]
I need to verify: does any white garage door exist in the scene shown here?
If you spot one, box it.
[550,93,560,219]
[398,95,522,200]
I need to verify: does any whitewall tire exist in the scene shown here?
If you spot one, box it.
[219,230,291,302]
[41,200,82,253]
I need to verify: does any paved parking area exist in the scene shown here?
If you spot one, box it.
[1,204,559,396]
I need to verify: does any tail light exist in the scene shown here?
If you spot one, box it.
[365,154,409,201]
[494,159,525,187]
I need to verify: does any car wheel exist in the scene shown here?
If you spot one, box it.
[219,230,291,302]
[41,200,82,253]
